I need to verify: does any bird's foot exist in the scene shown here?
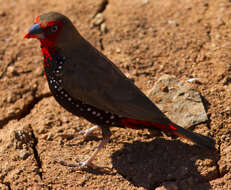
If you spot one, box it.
[55,125,100,141]
[55,157,96,169]
[55,129,111,170]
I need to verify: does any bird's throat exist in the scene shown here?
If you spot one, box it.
[40,39,56,67]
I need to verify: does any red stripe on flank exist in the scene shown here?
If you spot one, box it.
[121,118,177,131]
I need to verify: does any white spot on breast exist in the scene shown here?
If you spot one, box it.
[87,108,91,111]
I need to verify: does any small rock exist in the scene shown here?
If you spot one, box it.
[222,76,231,85]
[92,13,104,26]
[168,20,179,26]
[215,34,220,39]
[143,0,149,4]
[100,22,108,33]
[187,78,201,84]
[46,133,53,141]
[225,137,230,142]
[195,158,218,180]
[168,20,176,24]
[148,75,208,129]
[203,2,209,7]
[6,65,18,77]
[0,11,6,17]
[116,48,121,54]
[221,135,227,141]
[19,149,31,160]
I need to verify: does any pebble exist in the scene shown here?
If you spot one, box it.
[100,22,108,33]
[143,0,149,4]
[7,65,18,77]
[222,76,231,85]
[168,20,176,24]
[116,48,121,54]
[148,75,208,129]
[0,11,6,17]
[93,13,104,26]
[221,135,229,142]
[19,149,31,160]
[187,78,201,84]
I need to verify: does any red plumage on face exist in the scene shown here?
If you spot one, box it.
[27,15,64,49]
[39,21,64,48]
[35,20,64,62]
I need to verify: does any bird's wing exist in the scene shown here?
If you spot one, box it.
[61,39,170,123]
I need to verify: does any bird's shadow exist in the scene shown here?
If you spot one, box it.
[111,138,219,190]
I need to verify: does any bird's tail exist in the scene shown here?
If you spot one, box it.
[121,118,215,150]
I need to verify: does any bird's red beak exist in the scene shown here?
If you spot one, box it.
[24,23,44,39]
[24,33,32,38]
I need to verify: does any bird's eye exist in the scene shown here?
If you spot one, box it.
[50,25,58,33]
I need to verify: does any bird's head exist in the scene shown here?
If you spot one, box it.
[24,12,79,53]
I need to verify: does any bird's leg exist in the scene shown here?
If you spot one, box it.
[55,125,100,140]
[56,126,111,169]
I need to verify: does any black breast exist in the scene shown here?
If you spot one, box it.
[44,55,123,127]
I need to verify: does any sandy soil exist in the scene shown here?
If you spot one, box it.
[0,0,230,189]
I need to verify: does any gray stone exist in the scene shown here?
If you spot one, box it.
[147,75,208,129]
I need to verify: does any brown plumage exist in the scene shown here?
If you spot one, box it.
[25,12,215,169]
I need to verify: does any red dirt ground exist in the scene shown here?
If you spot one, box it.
[0,0,230,189]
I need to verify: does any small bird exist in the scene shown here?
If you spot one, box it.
[25,12,215,169]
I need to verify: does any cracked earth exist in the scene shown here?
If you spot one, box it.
[0,0,230,189]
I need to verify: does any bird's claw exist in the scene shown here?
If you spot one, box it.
[54,127,110,170]
[55,157,95,170]
[54,126,100,141]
